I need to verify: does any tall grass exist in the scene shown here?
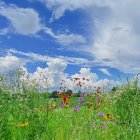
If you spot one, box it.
[113,79,140,140]
[0,73,139,140]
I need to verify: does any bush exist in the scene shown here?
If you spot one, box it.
[72,93,80,97]
[64,89,73,95]
[112,86,117,92]
[49,91,59,98]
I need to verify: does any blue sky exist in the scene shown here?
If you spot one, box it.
[0,0,138,90]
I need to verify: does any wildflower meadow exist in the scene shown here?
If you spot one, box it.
[0,70,139,140]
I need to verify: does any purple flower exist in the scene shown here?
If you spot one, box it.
[73,106,80,111]
[97,112,105,117]
[78,97,84,104]
[59,102,64,107]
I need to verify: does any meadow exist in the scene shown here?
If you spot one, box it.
[0,74,140,140]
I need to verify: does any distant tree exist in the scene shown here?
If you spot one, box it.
[112,87,117,92]
[73,93,80,97]
[73,91,81,97]
[49,91,59,98]
[65,89,73,94]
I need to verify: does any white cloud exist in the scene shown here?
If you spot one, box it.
[72,68,98,82]
[55,33,86,46]
[33,0,140,74]
[2,50,120,92]
[47,58,67,73]
[83,0,140,74]
[70,68,98,92]
[0,1,42,35]
[56,56,88,65]
[0,53,67,91]
[0,1,86,45]
[8,49,48,62]
[23,58,68,91]
[5,50,100,91]
[35,0,109,21]
[99,68,112,76]
[43,27,86,46]
[0,54,27,73]
[40,0,140,74]
[8,49,89,66]
[20,65,120,92]
[93,79,121,90]
[0,27,10,35]
[20,66,98,92]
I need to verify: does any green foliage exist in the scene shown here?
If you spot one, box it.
[49,91,59,98]
[113,79,140,139]
[111,86,117,92]
[64,89,73,94]
[72,93,81,97]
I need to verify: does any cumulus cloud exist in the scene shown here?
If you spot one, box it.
[0,54,27,73]
[72,68,98,82]
[0,1,86,46]
[86,0,140,74]
[70,68,98,92]
[39,0,140,74]
[0,50,120,91]
[22,58,68,91]
[30,0,140,74]
[21,65,120,92]
[93,79,121,90]
[21,66,98,92]
[0,1,42,35]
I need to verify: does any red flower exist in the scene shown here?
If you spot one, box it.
[107,113,111,120]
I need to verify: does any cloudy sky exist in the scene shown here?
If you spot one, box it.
[0,0,138,90]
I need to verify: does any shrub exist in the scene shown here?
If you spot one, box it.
[64,89,73,95]
[49,91,59,98]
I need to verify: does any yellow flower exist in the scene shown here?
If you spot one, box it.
[87,103,93,108]
[49,105,56,109]
[18,122,28,127]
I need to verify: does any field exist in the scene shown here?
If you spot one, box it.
[0,80,140,140]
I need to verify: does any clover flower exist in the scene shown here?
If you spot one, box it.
[59,101,64,107]
[97,112,105,117]
[78,97,84,104]
[73,106,80,111]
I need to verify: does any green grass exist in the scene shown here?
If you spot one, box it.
[0,81,140,140]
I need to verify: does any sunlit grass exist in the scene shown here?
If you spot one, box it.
[0,80,140,140]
